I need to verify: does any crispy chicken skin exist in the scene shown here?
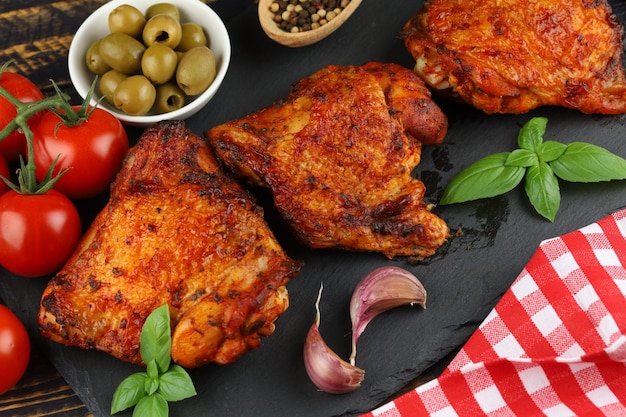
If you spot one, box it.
[402,0,626,114]
[206,63,449,259]
[38,121,301,368]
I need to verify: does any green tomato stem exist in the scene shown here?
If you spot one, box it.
[0,64,76,194]
[0,87,68,141]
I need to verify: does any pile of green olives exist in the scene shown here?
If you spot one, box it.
[85,3,217,116]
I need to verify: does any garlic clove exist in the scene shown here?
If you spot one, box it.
[304,284,365,394]
[349,266,427,365]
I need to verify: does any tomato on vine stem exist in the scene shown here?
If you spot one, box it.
[32,103,129,200]
[0,62,82,277]
[0,69,44,161]
[0,189,81,277]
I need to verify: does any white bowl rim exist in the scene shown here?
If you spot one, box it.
[68,0,232,126]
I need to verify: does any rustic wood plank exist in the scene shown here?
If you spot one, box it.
[0,339,93,416]
[0,1,107,48]
[0,36,76,93]
[0,0,107,91]
[1,0,67,11]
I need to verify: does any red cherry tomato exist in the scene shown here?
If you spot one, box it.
[0,189,81,277]
[0,304,30,395]
[0,155,9,196]
[32,106,129,200]
[0,71,45,161]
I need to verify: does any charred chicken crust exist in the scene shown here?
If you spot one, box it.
[403,0,626,114]
[206,62,450,259]
[38,121,302,368]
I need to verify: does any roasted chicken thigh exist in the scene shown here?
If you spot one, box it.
[206,63,449,259]
[402,0,626,114]
[38,121,301,368]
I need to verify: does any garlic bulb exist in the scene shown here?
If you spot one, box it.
[349,266,427,365]
[303,284,365,394]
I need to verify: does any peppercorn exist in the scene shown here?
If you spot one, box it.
[268,0,352,33]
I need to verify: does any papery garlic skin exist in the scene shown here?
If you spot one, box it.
[349,266,427,365]
[304,285,365,394]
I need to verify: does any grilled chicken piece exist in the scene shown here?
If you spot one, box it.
[206,62,449,259]
[402,0,626,114]
[38,121,301,368]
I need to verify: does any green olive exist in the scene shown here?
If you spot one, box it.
[99,32,146,74]
[142,14,182,49]
[145,3,180,21]
[113,75,156,115]
[108,4,146,38]
[99,69,128,105]
[176,22,208,52]
[154,82,186,113]
[141,44,178,85]
[176,46,216,96]
[85,39,111,75]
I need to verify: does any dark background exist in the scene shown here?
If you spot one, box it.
[1,0,626,416]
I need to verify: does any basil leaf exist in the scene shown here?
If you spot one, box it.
[144,368,160,397]
[140,305,172,374]
[441,116,626,222]
[111,372,148,414]
[133,393,169,417]
[112,305,197,417]
[146,359,159,379]
[550,142,626,182]
[524,162,560,222]
[440,152,525,204]
[158,365,197,402]
[144,378,160,397]
[518,117,547,151]
[536,140,567,162]
[505,149,537,167]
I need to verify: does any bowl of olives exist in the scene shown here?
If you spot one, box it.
[69,0,231,127]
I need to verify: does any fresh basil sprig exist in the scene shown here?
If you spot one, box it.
[111,305,197,417]
[440,117,626,221]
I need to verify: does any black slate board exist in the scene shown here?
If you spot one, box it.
[2,0,626,416]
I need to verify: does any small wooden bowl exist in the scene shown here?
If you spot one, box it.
[258,0,362,48]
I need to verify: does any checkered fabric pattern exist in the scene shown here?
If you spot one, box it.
[363,208,626,417]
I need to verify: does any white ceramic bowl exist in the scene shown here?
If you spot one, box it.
[68,0,231,127]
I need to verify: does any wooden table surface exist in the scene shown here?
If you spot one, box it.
[0,341,93,417]
[0,0,109,97]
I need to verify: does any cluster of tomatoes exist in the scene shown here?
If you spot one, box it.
[0,68,129,278]
[0,67,130,395]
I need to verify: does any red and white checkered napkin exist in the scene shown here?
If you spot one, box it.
[364,208,626,417]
